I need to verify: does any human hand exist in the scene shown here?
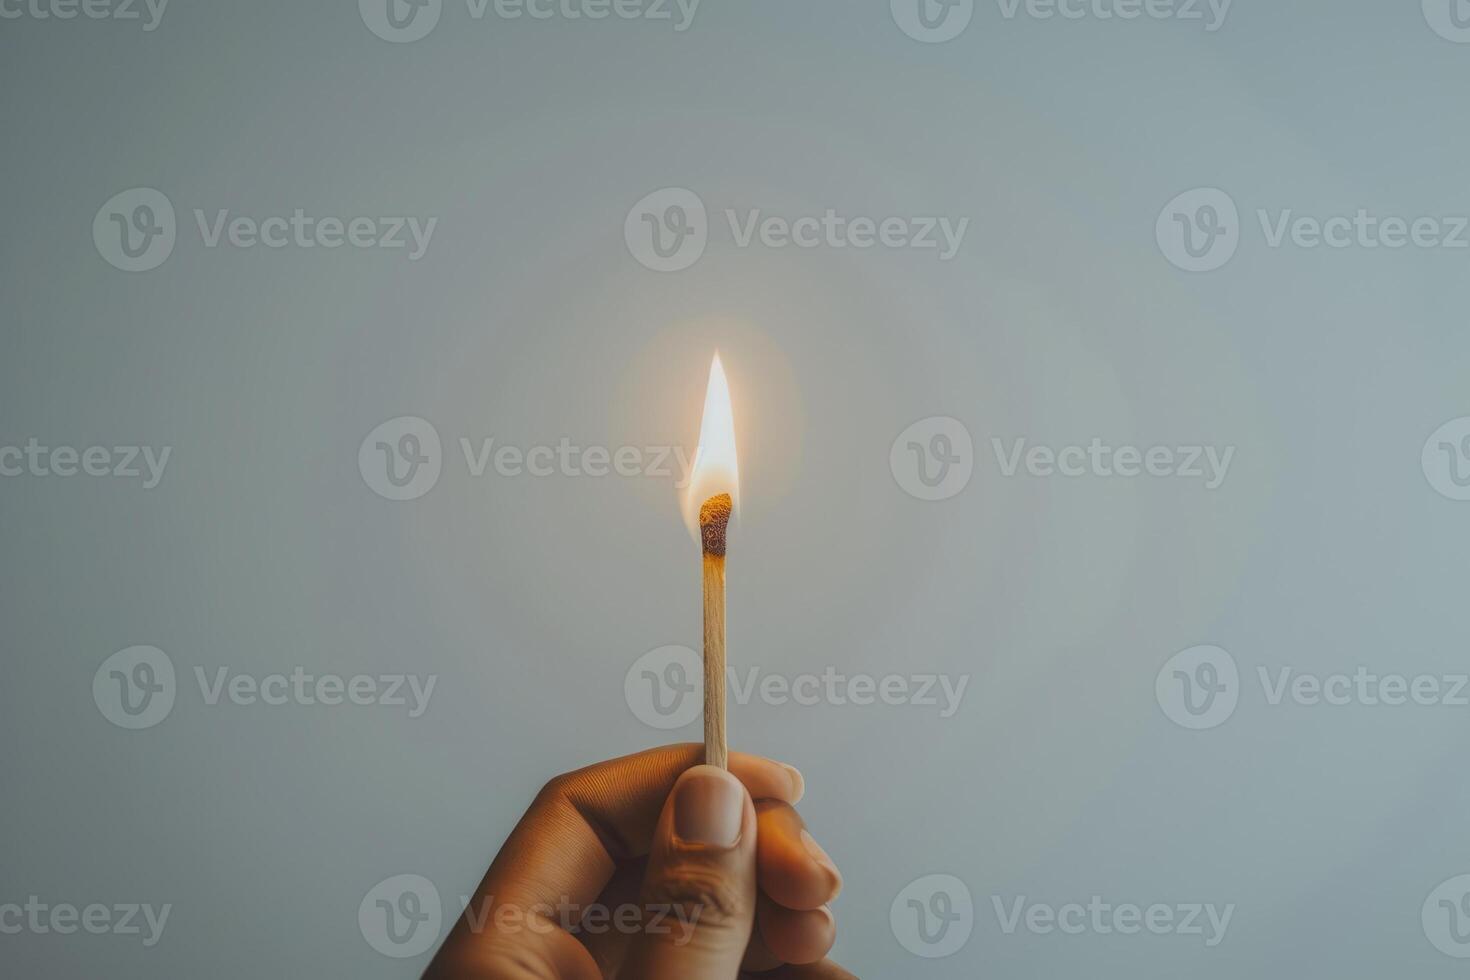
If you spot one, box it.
[423,744,852,979]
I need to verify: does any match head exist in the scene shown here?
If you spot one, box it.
[699,493,732,557]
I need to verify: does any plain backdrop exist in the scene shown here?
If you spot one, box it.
[3,0,1469,976]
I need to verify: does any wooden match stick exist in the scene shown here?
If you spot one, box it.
[700,493,731,770]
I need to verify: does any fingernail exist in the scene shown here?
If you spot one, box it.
[801,830,842,896]
[673,766,744,847]
[782,764,805,804]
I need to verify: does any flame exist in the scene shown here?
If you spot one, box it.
[682,353,739,541]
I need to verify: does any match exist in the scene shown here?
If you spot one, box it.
[700,492,731,769]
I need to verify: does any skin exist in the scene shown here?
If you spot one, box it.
[423,744,853,980]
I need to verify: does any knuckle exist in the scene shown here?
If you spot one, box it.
[644,861,746,927]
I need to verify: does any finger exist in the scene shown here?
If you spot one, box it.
[740,958,859,979]
[480,745,798,913]
[620,766,759,979]
[755,801,842,911]
[757,896,835,966]
[571,858,644,977]
[427,745,800,978]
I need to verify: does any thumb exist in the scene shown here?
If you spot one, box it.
[621,765,758,979]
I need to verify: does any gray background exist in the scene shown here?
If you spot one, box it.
[3,0,1470,976]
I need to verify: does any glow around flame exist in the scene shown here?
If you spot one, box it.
[682,352,739,541]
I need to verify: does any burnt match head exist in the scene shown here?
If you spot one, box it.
[699,493,732,557]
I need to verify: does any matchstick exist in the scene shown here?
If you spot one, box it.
[700,493,731,770]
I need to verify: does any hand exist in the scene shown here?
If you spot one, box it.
[423,744,852,979]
